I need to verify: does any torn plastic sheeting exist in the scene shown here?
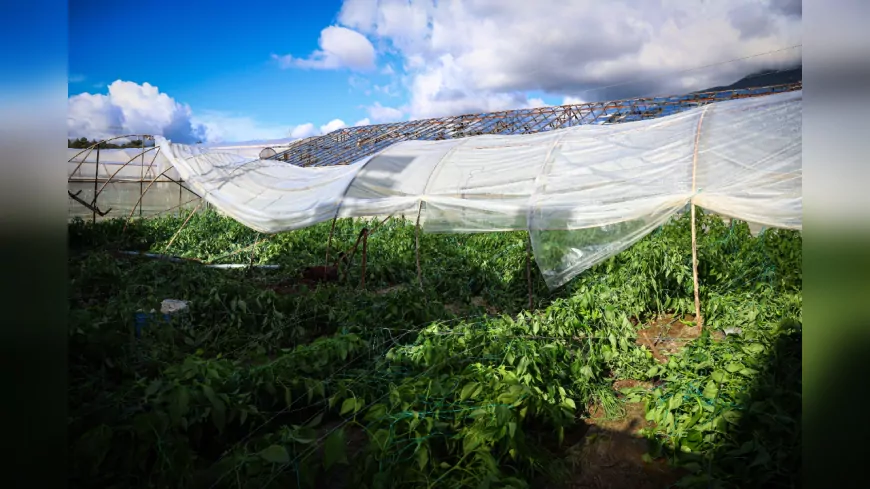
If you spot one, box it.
[156,90,801,290]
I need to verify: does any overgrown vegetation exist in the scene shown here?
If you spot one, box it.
[69,209,801,489]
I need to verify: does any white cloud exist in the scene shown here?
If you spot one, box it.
[67,80,344,144]
[68,74,86,83]
[335,0,801,119]
[366,102,404,122]
[192,111,295,143]
[561,96,585,106]
[272,26,376,71]
[348,75,370,90]
[353,118,371,126]
[290,123,320,139]
[68,80,202,143]
[320,118,348,134]
[526,98,549,109]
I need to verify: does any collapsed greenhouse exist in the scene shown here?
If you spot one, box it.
[69,83,803,489]
[154,87,800,289]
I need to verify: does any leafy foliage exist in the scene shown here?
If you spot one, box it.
[69,209,801,489]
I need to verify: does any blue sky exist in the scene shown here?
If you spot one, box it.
[66,0,802,143]
[68,0,390,136]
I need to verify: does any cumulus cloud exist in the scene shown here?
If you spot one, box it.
[320,118,348,134]
[272,26,376,71]
[335,0,801,119]
[68,80,344,144]
[366,102,404,122]
[68,80,202,143]
[353,118,372,126]
[290,123,320,139]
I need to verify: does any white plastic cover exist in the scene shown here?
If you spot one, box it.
[156,90,801,289]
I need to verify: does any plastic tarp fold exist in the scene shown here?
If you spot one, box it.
[156,90,801,289]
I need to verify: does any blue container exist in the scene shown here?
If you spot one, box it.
[134,312,172,338]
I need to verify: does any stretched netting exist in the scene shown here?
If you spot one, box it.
[156,90,801,289]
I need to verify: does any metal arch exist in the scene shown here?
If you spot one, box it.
[67,134,156,178]
[267,83,802,169]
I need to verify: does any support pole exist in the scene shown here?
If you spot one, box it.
[690,107,708,329]
[93,144,100,223]
[690,205,702,328]
[246,233,261,275]
[123,167,174,232]
[325,216,338,265]
[163,200,202,252]
[526,233,534,311]
[360,229,368,290]
[415,203,423,291]
[139,135,145,218]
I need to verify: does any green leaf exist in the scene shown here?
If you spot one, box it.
[144,380,162,397]
[169,387,190,425]
[460,382,480,401]
[711,370,727,383]
[323,428,348,469]
[416,445,429,470]
[725,362,745,373]
[668,396,683,410]
[306,412,324,428]
[340,397,357,416]
[463,434,481,454]
[259,445,290,464]
[562,398,576,410]
[722,409,742,425]
[364,403,387,422]
[745,343,765,354]
[201,385,226,432]
[702,381,718,399]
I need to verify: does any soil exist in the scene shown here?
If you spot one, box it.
[634,313,721,363]
[553,311,720,489]
[471,296,500,315]
[559,379,686,489]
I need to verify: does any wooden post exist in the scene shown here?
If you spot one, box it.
[526,233,534,311]
[690,205,702,327]
[690,107,708,329]
[325,216,338,265]
[164,200,202,252]
[246,233,260,275]
[360,229,368,289]
[415,203,423,290]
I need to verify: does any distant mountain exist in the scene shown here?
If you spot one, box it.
[696,65,802,93]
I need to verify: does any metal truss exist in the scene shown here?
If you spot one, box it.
[269,82,802,167]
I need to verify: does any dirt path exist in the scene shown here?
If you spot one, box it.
[557,313,721,489]
[565,380,683,489]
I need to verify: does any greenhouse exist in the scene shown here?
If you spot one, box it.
[69,82,802,489]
